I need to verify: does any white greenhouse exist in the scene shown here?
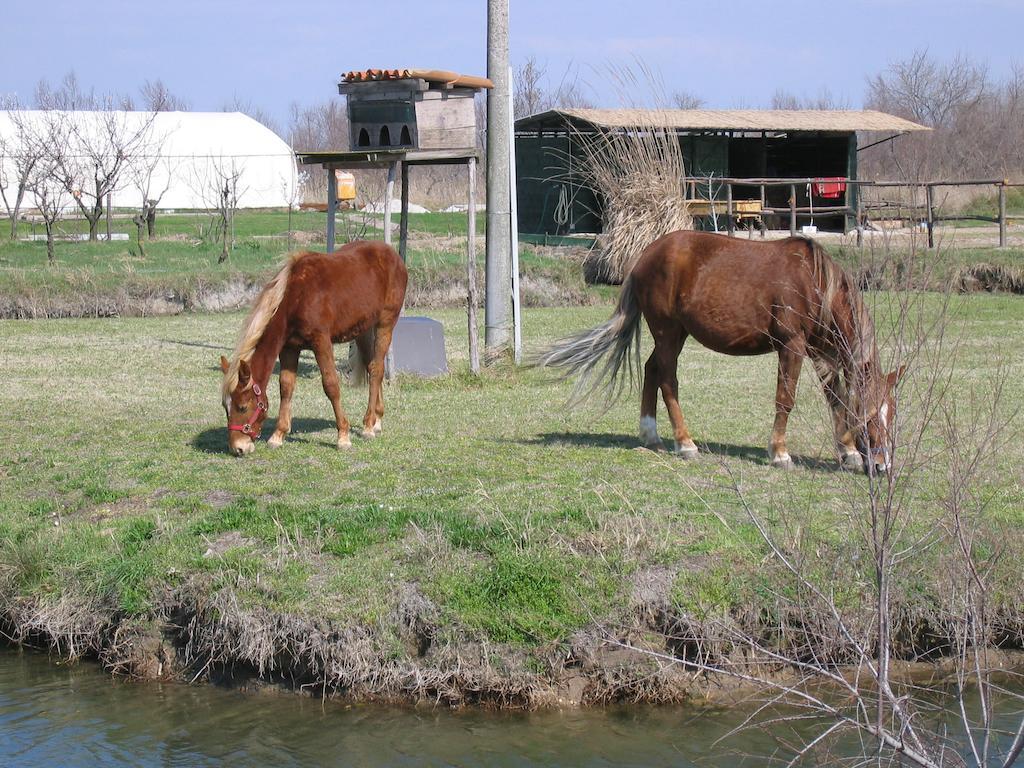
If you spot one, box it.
[0,111,298,211]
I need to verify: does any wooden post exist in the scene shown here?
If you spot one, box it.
[856,189,864,248]
[326,168,337,253]
[105,193,112,241]
[726,182,734,237]
[998,181,1007,248]
[399,161,410,261]
[759,183,766,238]
[789,184,797,236]
[467,157,480,375]
[507,69,522,364]
[926,184,935,249]
[383,161,397,246]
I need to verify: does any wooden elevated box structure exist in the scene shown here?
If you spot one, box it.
[340,68,490,151]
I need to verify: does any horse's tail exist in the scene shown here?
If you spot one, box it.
[348,329,375,386]
[534,274,643,404]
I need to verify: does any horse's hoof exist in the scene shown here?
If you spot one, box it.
[373,420,383,436]
[771,454,795,470]
[674,441,699,459]
[337,436,352,450]
[267,434,285,449]
[361,428,377,440]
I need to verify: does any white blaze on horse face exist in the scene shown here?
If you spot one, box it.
[639,416,659,446]
[879,401,890,432]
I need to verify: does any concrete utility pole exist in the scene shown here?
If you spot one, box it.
[485,0,512,356]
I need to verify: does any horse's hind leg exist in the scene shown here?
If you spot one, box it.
[770,341,805,469]
[655,330,698,458]
[268,346,300,448]
[311,335,352,449]
[639,352,663,449]
[362,324,394,438]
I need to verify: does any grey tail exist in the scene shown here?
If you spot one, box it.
[534,274,643,405]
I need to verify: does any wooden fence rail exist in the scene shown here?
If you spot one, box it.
[684,177,1023,247]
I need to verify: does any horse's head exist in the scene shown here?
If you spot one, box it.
[220,355,268,457]
[857,365,905,475]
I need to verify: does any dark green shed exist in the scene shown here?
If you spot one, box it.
[514,109,927,237]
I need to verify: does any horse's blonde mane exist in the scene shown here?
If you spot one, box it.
[221,251,306,399]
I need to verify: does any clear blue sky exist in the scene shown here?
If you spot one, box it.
[3,0,1021,129]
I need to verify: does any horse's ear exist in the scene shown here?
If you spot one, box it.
[886,364,906,390]
[219,355,230,374]
[238,359,251,385]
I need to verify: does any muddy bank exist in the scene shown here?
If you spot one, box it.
[0,268,596,320]
[3,577,1021,709]
[0,278,266,320]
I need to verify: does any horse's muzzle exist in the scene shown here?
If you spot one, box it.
[229,439,255,457]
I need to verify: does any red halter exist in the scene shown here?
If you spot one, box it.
[227,383,268,439]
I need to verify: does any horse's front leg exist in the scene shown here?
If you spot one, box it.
[311,335,352,449]
[813,357,861,470]
[268,346,300,448]
[770,342,805,469]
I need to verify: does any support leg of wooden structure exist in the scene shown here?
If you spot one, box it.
[856,191,864,248]
[383,160,399,379]
[326,168,337,253]
[759,184,766,238]
[383,161,397,246]
[789,184,797,237]
[507,69,522,365]
[399,161,410,262]
[926,184,935,249]
[999,181,1007,248]
[726,183,734,237]
[467,157,480,375]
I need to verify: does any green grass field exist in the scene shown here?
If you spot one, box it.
[1,293,1021,651]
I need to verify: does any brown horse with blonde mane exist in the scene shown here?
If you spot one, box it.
[539,231,903,474]
[219,241,407,456]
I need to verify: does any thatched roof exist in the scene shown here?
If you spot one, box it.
[516,109,929,134]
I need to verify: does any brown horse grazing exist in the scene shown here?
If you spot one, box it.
[538,231,903,474]
[219,241,407,456]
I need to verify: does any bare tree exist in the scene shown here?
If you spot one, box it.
[770,87,847,110]
[287,100,348,151]
[223,95,280,136]
[0,97,47,240]
[24,112,71,263]
[127,128,174,250]
[48,105,159,241]
[862,50,994,181]
[188,155,246,263]
[512,56,593,119]
[867,50,988,128]
[34,72,94,111]
[671,90,705,109]
[140,79,189,112]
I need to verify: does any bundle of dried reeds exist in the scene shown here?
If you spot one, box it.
[573,114,692,284]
